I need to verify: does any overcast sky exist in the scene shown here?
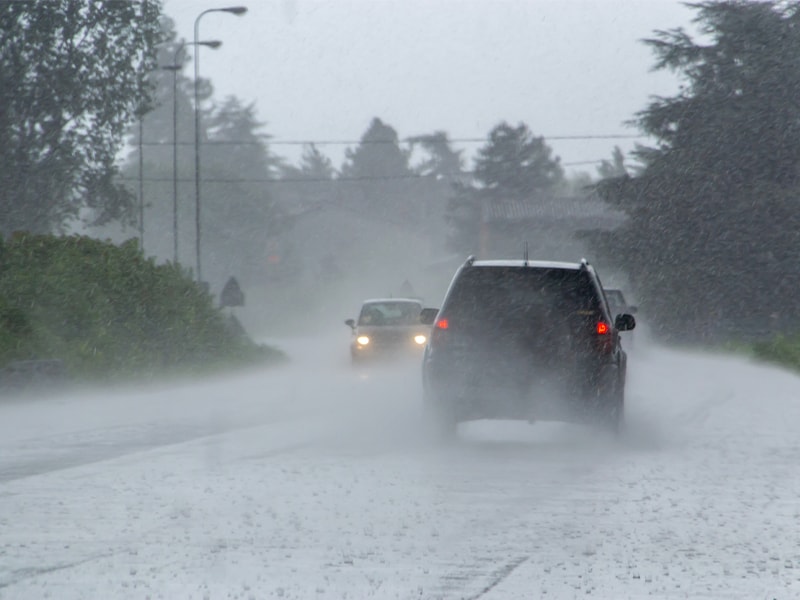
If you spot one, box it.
[162,0,697,175]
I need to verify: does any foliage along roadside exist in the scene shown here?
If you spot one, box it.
[589,1,800,340]
[0,233,284,382]
[750,335,800,374]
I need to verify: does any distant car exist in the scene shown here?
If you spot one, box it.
[604,288,637,318]
[345,298,436,365]
[421,257,635,436]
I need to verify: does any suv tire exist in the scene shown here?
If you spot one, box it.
[604,390,625,435]
[423,391,458,441]
[595,365,624,434]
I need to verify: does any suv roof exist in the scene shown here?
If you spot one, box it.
[469,258,589,271]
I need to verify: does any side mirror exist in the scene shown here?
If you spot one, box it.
[615,313,636,332]
[344,318,355,329]
[420,307,439,326]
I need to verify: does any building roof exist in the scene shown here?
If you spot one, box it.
[481,195,626,230]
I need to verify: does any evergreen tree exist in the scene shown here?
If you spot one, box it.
[299,144,335,180]
[408,131,464,180]
[114,21,208,264]
[472,122,564,198]
[341,118,411,180]
[592,0,800,339]
[117,19,291,290]
[281,144,336,181]
[446,122,564,253]
[337,118,422,224]
[596,146,627,180]
[201,96,289,287]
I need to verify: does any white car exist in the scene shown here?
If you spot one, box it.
[345,298,436,365]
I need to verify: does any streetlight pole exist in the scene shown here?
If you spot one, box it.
[193,5,248,285]
[162,39,221,265]
[138,116,144,251]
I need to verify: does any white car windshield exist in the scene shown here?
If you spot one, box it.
[358,301,422,326]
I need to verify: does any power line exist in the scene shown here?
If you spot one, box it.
[275,134,645,145]
[121,174,447,184]
[119,161,610,186]
[137,133,645,147]
[563,160,612,167]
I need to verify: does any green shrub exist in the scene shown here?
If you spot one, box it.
[752,334,800,372]
[0,233,283,380]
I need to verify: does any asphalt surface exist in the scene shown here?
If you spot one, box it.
[2,335,800,599]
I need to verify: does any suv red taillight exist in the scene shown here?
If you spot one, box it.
[594,321,613,354]
[431,317,449,345]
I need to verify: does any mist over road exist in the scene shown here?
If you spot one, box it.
[1,335,799,599]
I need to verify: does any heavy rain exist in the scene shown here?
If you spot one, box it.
[2,1,800,598]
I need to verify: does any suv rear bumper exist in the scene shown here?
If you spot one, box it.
[423,354,622,424]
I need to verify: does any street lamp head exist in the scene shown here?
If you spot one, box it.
[166,40,221,70]
[187,39,223,49]
[221,6,248,15]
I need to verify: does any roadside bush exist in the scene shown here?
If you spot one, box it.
[0,233,283,380]
[751,334,800,373]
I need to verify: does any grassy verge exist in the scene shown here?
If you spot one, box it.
[750,334,800,373]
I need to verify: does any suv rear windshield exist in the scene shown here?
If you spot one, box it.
[443,266,601,321]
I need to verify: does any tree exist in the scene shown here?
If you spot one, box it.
[596,146,627,180]
[126,18,200,158]
[337,117,427,225]
[299,144,335,180]
[591,0,800,340]
[0,0,162,237]
[204,96,282,178]
[115,20,292,290]
[446,122,564,253]
[635,1,800,189]
[276,144,336,225]
[408,131,464,180]
[472,122,564,197]
[281,144,336,181]
[341,117,412,179]
[112,22,209,266]
[190,96,291,287]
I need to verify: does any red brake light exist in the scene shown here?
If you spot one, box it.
[596,321,610,335]
[435,318,449,330]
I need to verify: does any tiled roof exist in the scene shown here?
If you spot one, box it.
[482,196,626,227]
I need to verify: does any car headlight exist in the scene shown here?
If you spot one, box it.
[356,335,370,345]
[414,334,427,345]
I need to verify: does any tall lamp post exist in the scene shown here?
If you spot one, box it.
[193,5,248,285]
[138,116,144,251]
[162,39,221,265]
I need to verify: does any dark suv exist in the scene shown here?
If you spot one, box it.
[421,257,635,435]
